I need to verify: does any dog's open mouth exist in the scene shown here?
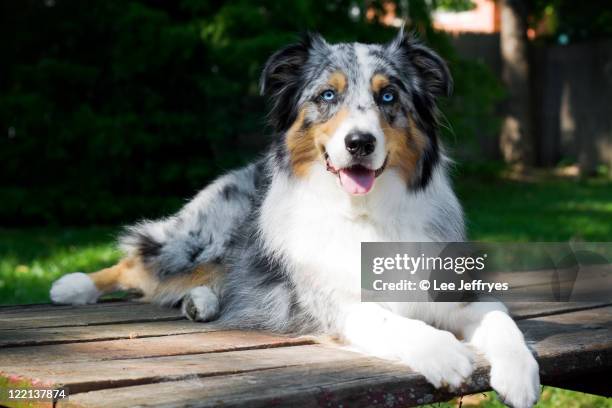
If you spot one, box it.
[325,154,388,195]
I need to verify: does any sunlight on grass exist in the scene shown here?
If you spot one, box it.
[456,177,612,241]
[0,227,121,305]
[422,387,612,407]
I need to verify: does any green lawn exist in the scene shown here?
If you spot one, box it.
[1,174,612,304]
[1,174,611,407]
[0,227,121,305]
[456,171,612,241]
[425,387,612,407]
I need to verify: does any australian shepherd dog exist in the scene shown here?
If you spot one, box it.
[50,30,540,407]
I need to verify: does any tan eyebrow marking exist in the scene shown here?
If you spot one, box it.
[371,73,390,93]
[328,71,347,92]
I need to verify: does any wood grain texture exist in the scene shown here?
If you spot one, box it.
[508,301,612,319]
[0,303,182,330]
[1,302,610,408]
[2,300,607,330]
[2,344,365,394]
[0,331,314,365]
[0,321,224,347]
[58,359,492,408]
[60,302,612,408]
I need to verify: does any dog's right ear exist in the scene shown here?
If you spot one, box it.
[260,33,326,132]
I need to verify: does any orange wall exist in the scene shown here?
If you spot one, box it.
[433,0,499,34]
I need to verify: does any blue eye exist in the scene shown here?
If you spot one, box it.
[381,91,395,103]
[321,90,336,102]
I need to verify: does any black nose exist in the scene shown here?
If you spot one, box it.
[345,131,376,157]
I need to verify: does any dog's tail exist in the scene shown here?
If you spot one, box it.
[49,163,261,306]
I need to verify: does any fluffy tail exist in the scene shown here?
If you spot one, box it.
[118,162,260,280]
[50,162,261,307]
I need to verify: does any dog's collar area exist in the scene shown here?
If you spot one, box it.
[324,152,389,178]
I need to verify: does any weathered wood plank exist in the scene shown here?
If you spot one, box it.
[1,300,607,331]
[0,303,182,330]
[518,307,612,381]
[0,299,126,312]
[0,331,314,365]
[57,306,612,408]
[59,359,484,408]
[0,320,224,347]
[1,344,365,394]
[509,301,612,319]
[2,302,610,408]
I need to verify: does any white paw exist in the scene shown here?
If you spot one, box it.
[395,328,475,389]
[490,349,540,408]
[181,286,219,322]
[50,272,101,305]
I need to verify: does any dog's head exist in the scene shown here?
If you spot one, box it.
[261,30,451,195]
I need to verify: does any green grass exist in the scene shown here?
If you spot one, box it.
[1,174,612,304]
[425,386,612,407]
[0,227,121,305]
[0,174,611,407]
[456,173,612,241]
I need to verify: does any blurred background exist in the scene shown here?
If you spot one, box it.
[1,1,611,405]
[0,3,611,292]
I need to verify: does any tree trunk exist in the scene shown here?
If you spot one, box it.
[499,0,534,167]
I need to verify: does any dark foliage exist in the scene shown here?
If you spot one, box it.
[0,0,502,225]
[531,0,612,43]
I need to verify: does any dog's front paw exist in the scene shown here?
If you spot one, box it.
[490,348,540,408]
[181,286,219,322]
[397,328,475,389]
[50,272,100,305]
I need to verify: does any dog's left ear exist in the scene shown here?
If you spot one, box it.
[387,29,453,98]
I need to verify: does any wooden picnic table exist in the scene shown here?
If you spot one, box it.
[1,301,611,408]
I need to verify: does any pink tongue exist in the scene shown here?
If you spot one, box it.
[338,167,376,195]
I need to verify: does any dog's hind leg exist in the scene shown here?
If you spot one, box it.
[50,257,159,305]
[50,256,223,319]
[118,162,262,283]
[50,161,263,314]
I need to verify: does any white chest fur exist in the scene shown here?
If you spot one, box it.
[259,164,439,303]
